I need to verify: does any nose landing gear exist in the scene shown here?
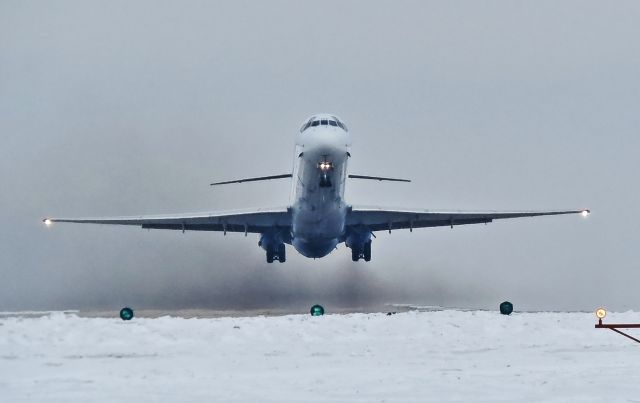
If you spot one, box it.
[319,172,332,188]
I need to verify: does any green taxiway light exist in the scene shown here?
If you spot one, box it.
[120,307,134,321]
[310,304,325,316]
[500,301,513,315]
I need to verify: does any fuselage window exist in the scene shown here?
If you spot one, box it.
[329,120,337,126]
[320,119,328,125]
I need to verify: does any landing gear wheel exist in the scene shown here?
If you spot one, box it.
[351,247,360,262]
[319,173,332,188]
[266,250,274,263]
[363,241,371,262]
[277,244,286,263]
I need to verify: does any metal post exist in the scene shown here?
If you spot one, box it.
[595,322,640,345]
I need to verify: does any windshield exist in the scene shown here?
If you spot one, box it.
[300,116,348,133]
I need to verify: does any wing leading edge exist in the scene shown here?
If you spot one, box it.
[347,206,590,232]
[44,207,291,234]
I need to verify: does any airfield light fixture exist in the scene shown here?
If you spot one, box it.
[594,308,640,344]
[310,304,325,316]
[120,307,134,321]
[499,301,513,315]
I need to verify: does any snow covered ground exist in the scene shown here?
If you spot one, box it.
[1,310,639,402]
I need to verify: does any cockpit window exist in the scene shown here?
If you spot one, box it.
[330,116,348,131]
[301,116,348,133]
[300,119,312,132]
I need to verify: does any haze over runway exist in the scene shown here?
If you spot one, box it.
[1,1,639,311]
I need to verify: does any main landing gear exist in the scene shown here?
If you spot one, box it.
[259,233,287,264]
[351,240,371,262]
[266,244,286,263]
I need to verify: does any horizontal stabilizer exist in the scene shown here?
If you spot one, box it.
[210,174,292,186]
[348,174,411,183]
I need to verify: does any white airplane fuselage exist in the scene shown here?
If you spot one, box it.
[289,115,352,258]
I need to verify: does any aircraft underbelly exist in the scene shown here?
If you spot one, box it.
[294,204,345,239]
[291,208,343,258]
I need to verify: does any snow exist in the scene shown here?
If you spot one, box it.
[1,310,639,402]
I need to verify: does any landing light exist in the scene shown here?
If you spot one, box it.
[44,219,52,227]
[596,308,606,319]
[581,210,590,217]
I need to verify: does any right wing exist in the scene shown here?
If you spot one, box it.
[347,206,589,232]
[44,207,291,234]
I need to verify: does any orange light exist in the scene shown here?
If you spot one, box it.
[596,308,606,319]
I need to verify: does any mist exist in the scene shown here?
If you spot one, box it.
[1,1,639,312]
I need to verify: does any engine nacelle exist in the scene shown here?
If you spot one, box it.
[258,231,289,251]
[345,228,371,251]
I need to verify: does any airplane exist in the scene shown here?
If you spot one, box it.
[44,113,590,263]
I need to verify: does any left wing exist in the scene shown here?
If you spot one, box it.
[44,207,291,234]
[347,206,589,232]
[210,174,292,186]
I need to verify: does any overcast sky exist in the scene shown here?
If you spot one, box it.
[1,1,638,312]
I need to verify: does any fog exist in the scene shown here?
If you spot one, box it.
[1,1,639,311]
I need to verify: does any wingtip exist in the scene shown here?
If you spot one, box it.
[43,218,53,226]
